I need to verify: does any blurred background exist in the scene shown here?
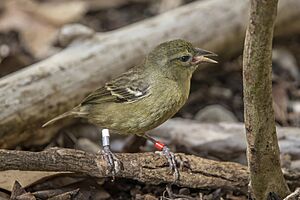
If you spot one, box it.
[0,0,192,76]
[1,0,299,126]
[1,0,300,199]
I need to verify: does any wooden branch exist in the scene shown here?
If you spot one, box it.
[0,148,249,191]
[1,0,300,149]
[243,0,289,199]
[1,149,300,191]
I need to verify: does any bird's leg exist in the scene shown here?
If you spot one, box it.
[101,129,121,176]
[144,133,179,181]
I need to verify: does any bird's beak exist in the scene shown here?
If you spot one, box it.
[192,48,218,64]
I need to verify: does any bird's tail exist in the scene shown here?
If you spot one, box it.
[42,106,85,127]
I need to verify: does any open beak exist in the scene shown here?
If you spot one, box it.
[192,48,218,64]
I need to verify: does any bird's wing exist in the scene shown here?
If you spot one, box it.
[81,69,151,105]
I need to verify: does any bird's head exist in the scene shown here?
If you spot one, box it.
[146,39,217,80]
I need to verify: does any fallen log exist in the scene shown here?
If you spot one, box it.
[1,0,300,148]
[150,119,300,161]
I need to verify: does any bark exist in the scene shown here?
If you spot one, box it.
[243,0,290,199]
[1,0,300,149]
[0,148,249,191]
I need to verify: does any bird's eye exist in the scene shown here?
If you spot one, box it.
[179,55,191,62]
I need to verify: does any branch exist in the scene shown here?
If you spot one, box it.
[0,148,249,191]
[243,0,289,199]
[1,0,300,149]
[1,149,300,192]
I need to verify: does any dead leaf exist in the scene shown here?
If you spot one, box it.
[0,0,87,59]
[47,188,80,200]
[10,181,36,200]
[26,1,87,26]
[0,171,68,191]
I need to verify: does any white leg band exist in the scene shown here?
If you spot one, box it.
[102,129,110,147]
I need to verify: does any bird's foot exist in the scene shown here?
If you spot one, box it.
[101,145,122,176]
[100,129,122,177]
[157,146,180,181]
[144,133,180,181]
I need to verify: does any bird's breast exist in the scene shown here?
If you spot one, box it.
[133,80,189,132]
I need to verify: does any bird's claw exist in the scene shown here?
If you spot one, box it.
[157,146,180,181]
[101,146,122,176]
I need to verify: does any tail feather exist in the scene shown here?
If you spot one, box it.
[42,106,86,127]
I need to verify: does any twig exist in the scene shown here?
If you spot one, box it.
[283,188,300,200]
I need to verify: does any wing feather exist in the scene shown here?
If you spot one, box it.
[81,68,150,105]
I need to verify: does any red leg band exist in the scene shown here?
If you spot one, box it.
[154,141,165,151]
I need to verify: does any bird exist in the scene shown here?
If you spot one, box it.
[43,39,217,180]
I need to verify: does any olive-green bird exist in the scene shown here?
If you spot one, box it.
[43,39,217,179]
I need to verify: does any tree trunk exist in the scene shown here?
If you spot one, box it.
[243,0,290,199]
